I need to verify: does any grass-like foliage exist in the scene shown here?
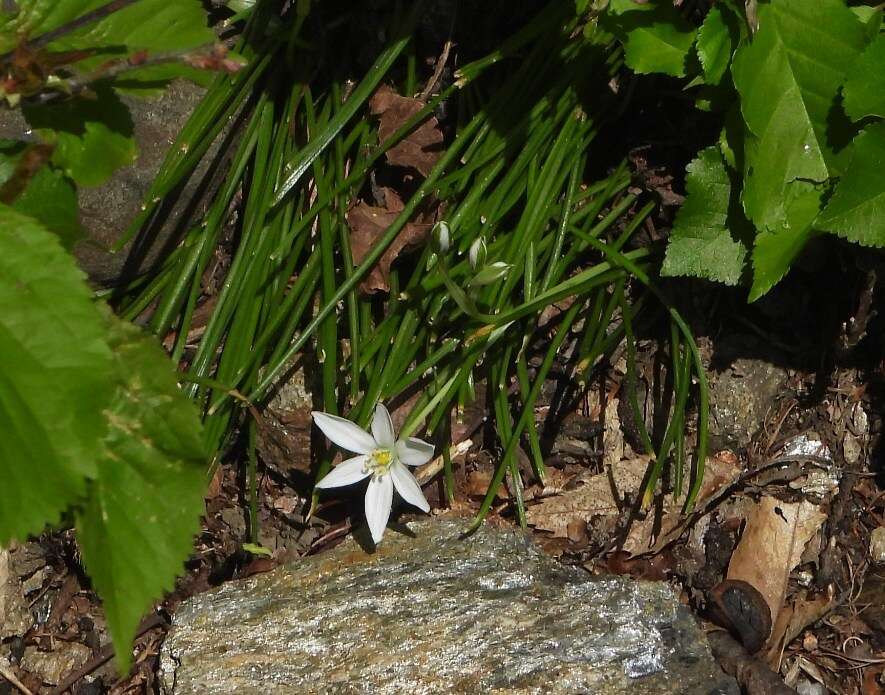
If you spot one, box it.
[5,0,884,678]
[116,0,709,541]
[602,0,885,299]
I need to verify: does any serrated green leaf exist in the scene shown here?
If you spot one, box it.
[0,0,110,47]
[843,36,885,121]
[718,105,745,172]
[849,6,883,40]
[0,0,213,93]
[23,85,136,187]
[76,317,207,674]
[12,165,82,248]
[112,63,214,97]
[731,0,866,231]
[817,121,885,248]
[749,180,824,301]
[0,0,213,55]
[0,204,113,544]
[661,147,749,285]
[0,143,83,248]
[59,0,212,53]
[696,5,743,85]
[604,0,697,77]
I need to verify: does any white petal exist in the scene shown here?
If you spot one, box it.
[370,403,396,449]
[365,475,393,544]
[390,462,430,513]
[396,437,435,466]
[315,455,371,489]
[312,411,377,454]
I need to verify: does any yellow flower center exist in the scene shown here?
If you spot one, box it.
[365,448,393,477]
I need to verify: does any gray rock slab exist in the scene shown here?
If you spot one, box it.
[160,518,736,694]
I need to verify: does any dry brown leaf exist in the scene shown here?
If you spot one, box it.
[623,451,743,554]
[527,453,742,545]
[369,84,444,176]
[727,496,826,647]
[346,188,435,294]
[465,469,507,499]
[765,593,834,668]
[582,388,625,468]
[862,665,885,695]
[526,456,649,538]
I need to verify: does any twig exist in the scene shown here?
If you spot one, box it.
[49,613,167,695]
[308,522,352,554]
[415,438,472,485]
[0,659,34,695]
[837,268,877,357]
[21,53,180,106]
[419,39,453,101]
[23,45,239,107]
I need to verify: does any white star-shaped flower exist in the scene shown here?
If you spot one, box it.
[313,403,434,544]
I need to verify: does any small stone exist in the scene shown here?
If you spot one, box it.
[843,433,862,465]
[9,542,47,577]
[19,566,48,595]
[870,527,885,564]
[21,642,91,686]
[160,518,737,694]
[219,507,246,537]
[708,358,788,451]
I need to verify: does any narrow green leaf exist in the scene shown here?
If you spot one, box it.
[696,5,743,85]
[731,0,866,230]
[817,121,885,248]
[23,85,137,187]
[0,204,113,544]
[661,147,749,285]
[0,0,109,48]
[843,36,885,121]
[749,180,824,300]
[605,0,697,77]
[76,317,207,674]
[273,20,414,205]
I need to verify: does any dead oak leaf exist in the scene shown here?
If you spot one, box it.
[726,496,826,651]
[346,189,436,294]
[369,84,443,177]
[526,453,742,547]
